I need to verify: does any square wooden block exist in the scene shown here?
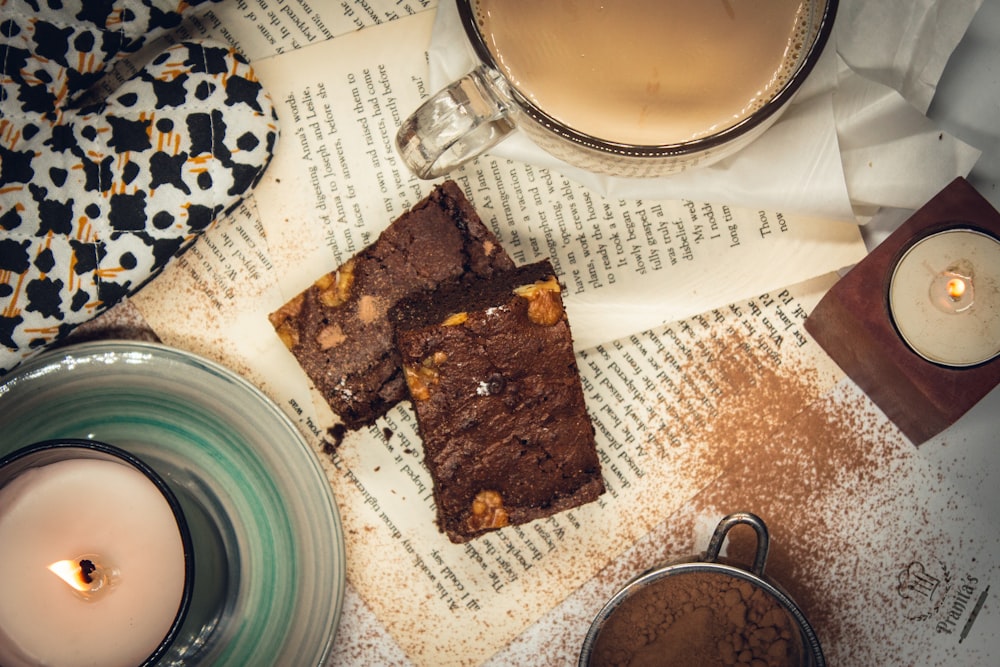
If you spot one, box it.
[804,178,1000,445]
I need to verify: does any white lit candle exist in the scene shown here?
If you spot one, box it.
[0,446,189,667]
[888,229,1000,367]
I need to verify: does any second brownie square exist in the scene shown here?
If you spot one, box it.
[393,260,605,543]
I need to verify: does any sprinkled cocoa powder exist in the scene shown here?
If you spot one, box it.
[589,569,802,667]
[681,388,923,665]
[648,317,832,479]
[630,299,987,665]
[639,312,865,659]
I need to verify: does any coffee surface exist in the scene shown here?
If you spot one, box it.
[474,0,810,146]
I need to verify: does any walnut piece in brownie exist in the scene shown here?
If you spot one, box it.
[269,180,514,430]
[393,260,605,543]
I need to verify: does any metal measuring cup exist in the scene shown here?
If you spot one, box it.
[580,512,825,666]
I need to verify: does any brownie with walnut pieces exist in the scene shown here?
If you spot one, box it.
[392,260,605,543]
[268,180,514,430]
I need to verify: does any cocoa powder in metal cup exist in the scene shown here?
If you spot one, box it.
[581,514,824,666]
[587,568,803,666]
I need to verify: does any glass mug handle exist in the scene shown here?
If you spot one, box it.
[396,65,517,179]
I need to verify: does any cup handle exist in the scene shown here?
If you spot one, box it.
[396,65,517,179]
[703,511,771,577]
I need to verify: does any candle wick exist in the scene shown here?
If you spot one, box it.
[79,559,96,585]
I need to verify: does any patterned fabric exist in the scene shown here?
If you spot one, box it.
[1,0,279,373]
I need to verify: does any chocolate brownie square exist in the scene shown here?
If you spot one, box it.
[392,260,604,543]
[269,181,513,430]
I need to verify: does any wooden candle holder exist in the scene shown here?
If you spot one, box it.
[804,178,1000,445]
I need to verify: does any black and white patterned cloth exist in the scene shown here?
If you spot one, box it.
[1,0,279,373]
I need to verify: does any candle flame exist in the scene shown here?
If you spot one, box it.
[929,265,975,315]
[48,557,115,599]
[946,277,967,300]
[49,559,96,592]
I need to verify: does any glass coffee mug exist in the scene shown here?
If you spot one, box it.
[397,0,838,180]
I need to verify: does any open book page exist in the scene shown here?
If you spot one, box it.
[125,197,295,394]
[129,10,886,667]
[172,0,438,59]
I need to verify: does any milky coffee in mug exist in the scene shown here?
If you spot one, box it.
[475,0,810,145]
[395,0,836,178]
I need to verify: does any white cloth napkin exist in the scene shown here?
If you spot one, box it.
[427,0,983,221]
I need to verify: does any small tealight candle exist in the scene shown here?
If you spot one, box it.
[888,229,1000,367]
[0,441,192,667]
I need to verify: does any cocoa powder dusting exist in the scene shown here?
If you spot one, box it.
[641,305,953,664]
[685,389,918,664]
[589,570,801,667]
